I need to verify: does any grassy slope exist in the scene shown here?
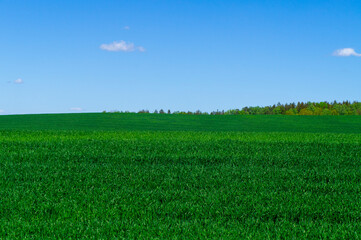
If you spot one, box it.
[1,114,361,238]
[0,113,361,133]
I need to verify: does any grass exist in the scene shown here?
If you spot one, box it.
[0,113,361,133]
[1,114,361,238]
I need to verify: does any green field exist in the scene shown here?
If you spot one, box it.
[1,113,361,133]
[1,114,361,238]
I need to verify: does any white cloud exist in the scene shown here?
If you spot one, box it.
[70,107,82,111]
[14,78,23,84]
[124,26,130,30]
[0,109,4,113]
[333,48,361,57]
[137,46,146,52]
[100,41,134,52]
[100,40,145,52]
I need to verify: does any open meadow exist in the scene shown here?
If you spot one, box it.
[1,113,361,238]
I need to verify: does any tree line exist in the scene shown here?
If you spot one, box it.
[103,101,361,115]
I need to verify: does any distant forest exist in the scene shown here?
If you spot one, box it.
[104,101,361,115]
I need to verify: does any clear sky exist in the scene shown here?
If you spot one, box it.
[1,0,361,114]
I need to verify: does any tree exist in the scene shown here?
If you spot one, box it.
[313,107,323,115]
[299,109,313,115]
[273,106,282,115]
[285,108,298,115]
[134,101,361,116]
[138,109,149,113]
[321,109,332,115]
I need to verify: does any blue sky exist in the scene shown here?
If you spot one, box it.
[1,0,361,114]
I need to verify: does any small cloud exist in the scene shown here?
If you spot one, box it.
[100,40,145,52]
[124,26,130,30]
[14,78,23,84]
[0,109,4,113]
[137,46,146,52]
[333,48,361,57]
[70,107,82,111]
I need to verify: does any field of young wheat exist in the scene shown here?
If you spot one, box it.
[1,114,361,238]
